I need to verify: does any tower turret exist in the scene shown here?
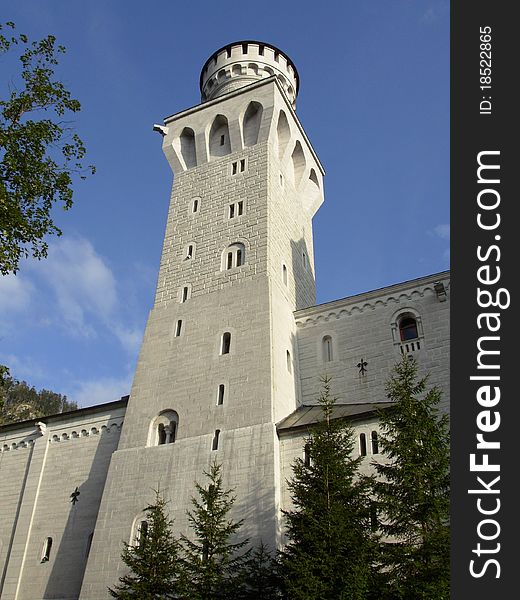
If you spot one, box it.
[200,40,299,108]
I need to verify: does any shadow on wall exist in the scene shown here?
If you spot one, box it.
[290,237,316,311]
[42,416,122,600]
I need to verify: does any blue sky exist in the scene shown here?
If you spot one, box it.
[1,1,449,408]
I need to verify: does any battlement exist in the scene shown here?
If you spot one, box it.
[200,40,299,108]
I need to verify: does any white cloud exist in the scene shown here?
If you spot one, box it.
[0,274,33,313]
[68,373,134,408]
[36,236,117,337]
[0,353,45,381]
[30,236,143,351]
[433,224,450,240]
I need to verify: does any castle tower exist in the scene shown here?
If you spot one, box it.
[79,41,324,598]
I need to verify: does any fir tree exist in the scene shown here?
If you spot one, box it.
[280,376,377,600]
[108,490,181,599]
[372,356,450,600]
[239,542,281,599]
[179,461,249,600]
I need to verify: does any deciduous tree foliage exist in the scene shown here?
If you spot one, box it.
[179,461,250,600]
[109,490,181,599]
[280,376,377,600]
[372,356,450,600]
[0,21,94,275]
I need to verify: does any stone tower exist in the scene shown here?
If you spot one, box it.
[79,41,324,597]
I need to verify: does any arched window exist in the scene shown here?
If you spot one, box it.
[399,316,419,341]
[174,320,183,337]
[184,243,195,260]
[221,332,231,355]
[180,286,189,303]
[41,537,53,563]
[217,384,225,405]
[304,443,311,467]
[371,431,379,454]
[359,433,367,457]
[222,243,245,270]
[322,335,333,362]
[212,429,220,451]
[209,114,231,158]
[149,410,179,447]
[137,520,148,549]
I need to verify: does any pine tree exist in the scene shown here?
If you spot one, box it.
[280,376,377,600]
[108,490,181,599]
[372,356,450,600]
[179,461,249,600]
[239,542,281,599]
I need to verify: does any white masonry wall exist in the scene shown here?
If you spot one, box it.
[294,272,451,414]
[0,402,124,600]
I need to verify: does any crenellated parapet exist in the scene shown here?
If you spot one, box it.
[200,41,299,108]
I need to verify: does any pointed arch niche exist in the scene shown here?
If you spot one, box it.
[180,127,197,169]
[243,101,263,147]
[291,141,306,187]
[209,114,231,158]
[276,110,290,160]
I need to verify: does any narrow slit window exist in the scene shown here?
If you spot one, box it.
[232,161,238,175]
[212,429,220,451]
[237,201,243,216]
[229,204,235,218]
[227,252,233,270]
[371,431,379,454]
[240,159,246,172]
[221,332,231,355]
[220,134,225,146]
[137,521,148,549]
[304,444,311,467]
[323,336,333,362]
[185,245,193,259]
[242,43,248,54]
[302,252,307,267]
[259,44,264,56]
[282,264,288,286]
[41,537,53,563]
[175,320,182,337]
[192,198,199,213]
[181,286,189,303]
[217,384,225,405]
[359,433,367,457]
[236,248,243,266]
[286,350,292,373]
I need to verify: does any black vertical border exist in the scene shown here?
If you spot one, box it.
[451,2,516,597]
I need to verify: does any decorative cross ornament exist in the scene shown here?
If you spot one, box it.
[357,358,368,375]
[70,487,80,505]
